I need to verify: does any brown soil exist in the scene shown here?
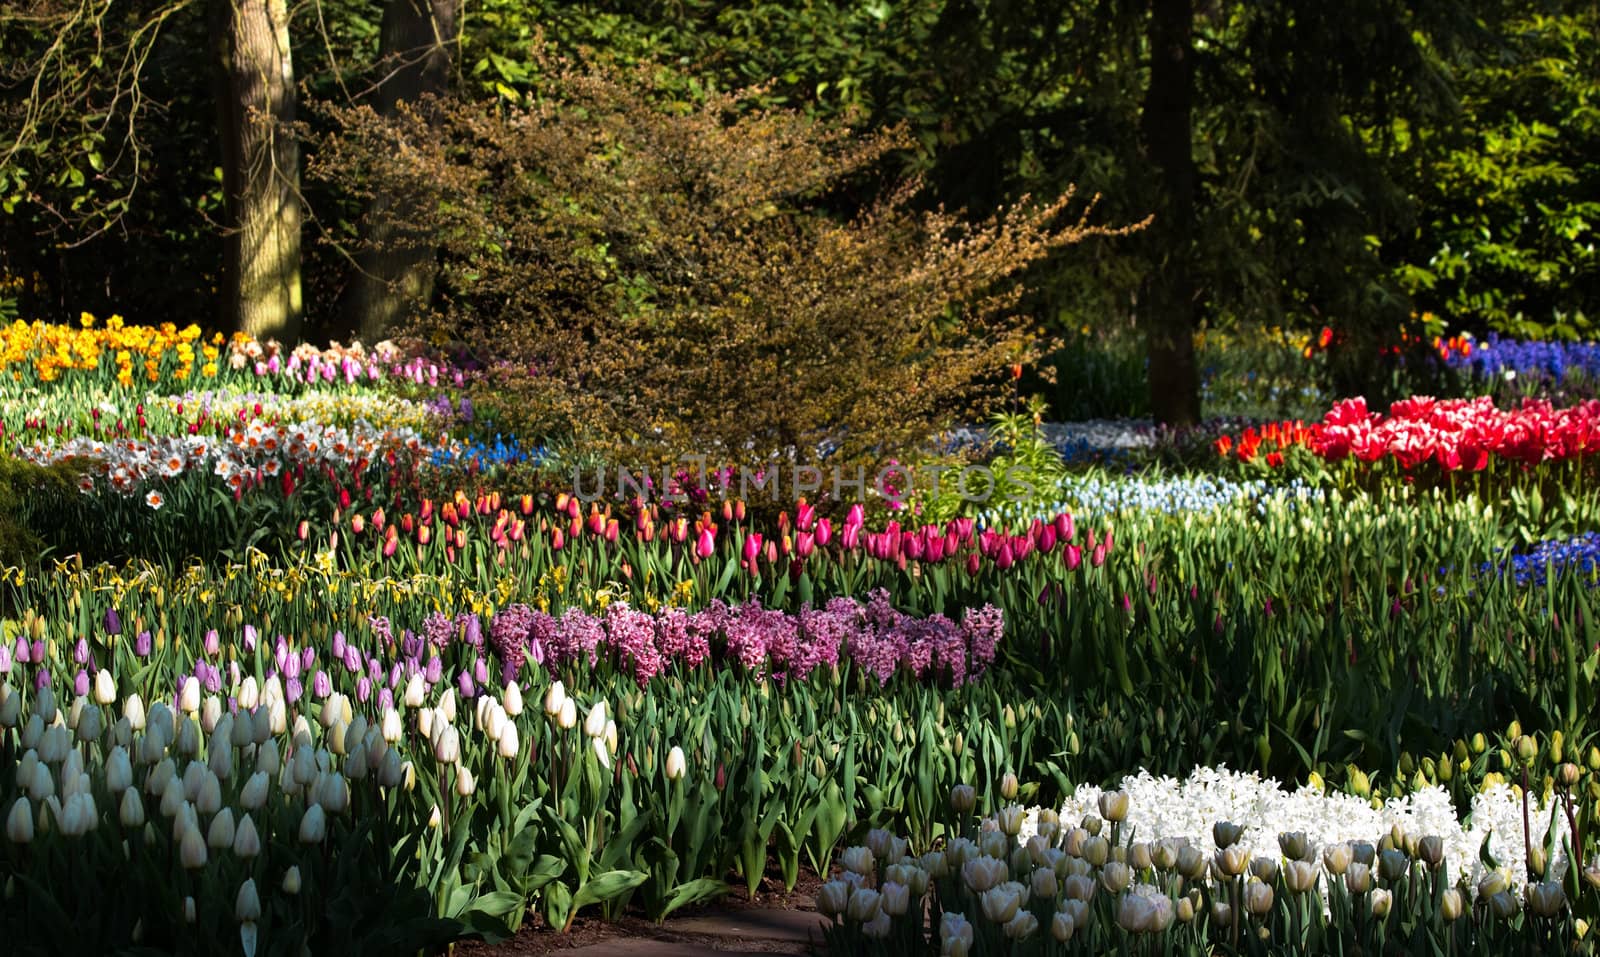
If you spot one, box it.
[457,864,828,956]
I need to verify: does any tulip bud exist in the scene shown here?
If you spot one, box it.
[5,798,33,844]
[950,784,976,813]
[234,814,260,858]
[818,880,850,918]
[665,746,686,781]
[1098,790,1129,823]
[1213,821,1243,849]
[94,669,116,705]
[432,725,460,764]
[543,681,566,717]
[1370,888,1392,918]
[557,698,577,730]
[584,701,607,738]
[999,772,1018,800]
[1441,887,1464,921]
[124,694,146,732]
[119,787,145,828]
[183,897,196,924]
[455,766,476,797]
[299,804,326,843]
[282,866,302,895]
[179,827,208,869]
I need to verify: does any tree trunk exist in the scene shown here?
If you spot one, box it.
[1140,0,1201,426]
[338,0,458,344]
[211,0,302,342]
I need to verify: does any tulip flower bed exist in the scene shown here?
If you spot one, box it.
[818,770,1600,955]
[4,319,1600,952]
[1216,395,1600,474]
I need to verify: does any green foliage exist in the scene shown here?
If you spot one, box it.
[1393,5,1600,341]
[0,456,76,567]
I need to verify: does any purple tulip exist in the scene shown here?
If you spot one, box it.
[74,638,89,664]
[286,677,303,704]
[0,643,11,674]
[473,656,488,686]
[388,663,402,688]
[357,677,372,703]
[35,670,51,690]
[282,652,300,681]
[229,661,241,686]
[301,647,315,672]
[30,640,43,664]
[14,636,30,665]
[457,670,476,699]
[463,613,483,649]
[367,658,382,684]
[74,669,90,696]
[204,629,220,656]
[332,631,347,661]
[103,608,121,636]
[402,633,424,660]
[134,631,152,658]
[243,625,258,651]
[343,645,361,674]
[424,656,442,685]
[313,670,332,699]
[201,663,222,693]
[376,687,393,711]
[274,636,290,670]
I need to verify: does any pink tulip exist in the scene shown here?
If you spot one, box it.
[696,528,715,559]
[815,518,832,547]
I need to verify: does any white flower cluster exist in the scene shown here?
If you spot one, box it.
[982,476,1327,528]
[1032,766,1573,893]
[18,417,437,498]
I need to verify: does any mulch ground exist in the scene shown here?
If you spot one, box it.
[457,864,827,956]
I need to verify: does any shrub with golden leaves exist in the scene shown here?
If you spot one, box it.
[313,54,1142,474]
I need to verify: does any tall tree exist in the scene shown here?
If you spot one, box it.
[1139,0,1200,425]
[338,0,459,343]
[211,0,303,340]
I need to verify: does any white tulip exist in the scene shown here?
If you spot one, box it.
[178,676,200,715]
[207,807,236,849]
[584,701,607,738]
[665,746,687,781]
[94,669,117,705]
[543,681,566,717]
[234,813,261,858]
[236,878,261,922]
[105,746,133,793]
[6,797,34,843]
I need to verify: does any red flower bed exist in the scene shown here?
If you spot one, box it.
[1216,396,1600,471]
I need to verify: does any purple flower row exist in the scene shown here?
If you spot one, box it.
[481,592,1003,687]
